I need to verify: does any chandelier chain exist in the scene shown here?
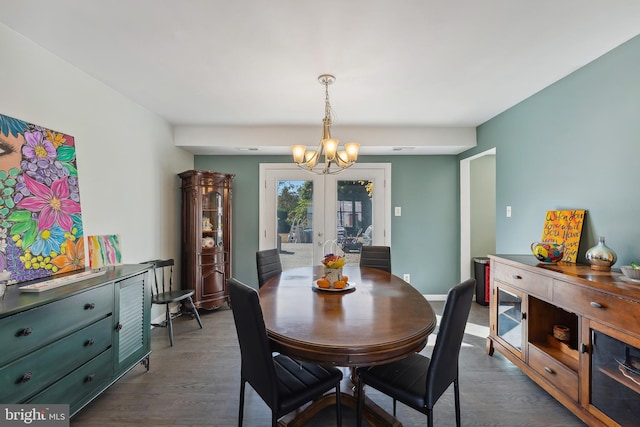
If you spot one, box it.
[324,79,332,123]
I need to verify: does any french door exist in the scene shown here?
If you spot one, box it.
[259,163,390,269]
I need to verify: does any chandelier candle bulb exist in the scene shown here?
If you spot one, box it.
[345,142,360,161]
[323,138,339,159]
[305,150,318,168]
[292,145,306,163]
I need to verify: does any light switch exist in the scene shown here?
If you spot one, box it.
[506,206,512,217]
[395,207,401,216]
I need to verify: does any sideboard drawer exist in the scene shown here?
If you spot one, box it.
[528,344,579,402]
[0,283,114,366]
[553,280,640,336]
[28,348,113,414]
[493,262,553,300]
[0,316,113,402]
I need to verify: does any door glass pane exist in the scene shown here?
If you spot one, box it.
[277,180,314,270]
[336,180,373,266]
[590,329,640,425]
[497,287,523,351]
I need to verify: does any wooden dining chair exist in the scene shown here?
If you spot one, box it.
[356,278,475,427]
[256,248,282,288]
[143,259,203,347]
[228,278,343,427]
[359,245,392,272]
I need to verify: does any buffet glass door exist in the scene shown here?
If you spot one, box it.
[495,283,526,359]
[588,321,640,425]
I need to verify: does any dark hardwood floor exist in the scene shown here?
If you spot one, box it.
[71,300,585,426]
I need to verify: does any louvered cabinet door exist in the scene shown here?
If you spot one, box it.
[113,271,151,374]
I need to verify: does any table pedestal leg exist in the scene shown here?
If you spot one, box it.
[278,368,402,427]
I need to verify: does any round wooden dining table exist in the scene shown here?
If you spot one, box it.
[259,265,436,426]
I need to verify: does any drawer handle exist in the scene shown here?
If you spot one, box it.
[590,301,604,309]
[84,339,95,347]
[15,327,33,337]
[85,374,95,383]
[512,275,522,280]
[544,367,554,375]
[580,343,589,353]
[16,372,32,384]
[84,303,96,310]
[521,312,527,320]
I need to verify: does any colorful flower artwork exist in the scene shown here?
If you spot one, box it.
[0,112,84,283]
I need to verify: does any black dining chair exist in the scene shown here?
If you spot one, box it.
[359,245,392,273]
[143,259,203,347]
[256,248,282,288]
[356,278,475,427]
[228,278,343,427]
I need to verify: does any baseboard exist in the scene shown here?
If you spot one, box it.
[423,294,447,301]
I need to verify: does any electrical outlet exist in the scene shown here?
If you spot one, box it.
[403,274,410,283]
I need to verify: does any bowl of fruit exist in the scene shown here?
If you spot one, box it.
[530,241,564,263]
[620,263,640,282]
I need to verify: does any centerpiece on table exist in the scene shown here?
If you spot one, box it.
[320,253,347,288]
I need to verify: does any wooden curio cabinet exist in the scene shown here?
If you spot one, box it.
[179,170,234,310]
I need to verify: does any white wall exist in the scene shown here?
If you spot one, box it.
[0,23,193,272]
[175,125,477,155]
[470,154,496,261]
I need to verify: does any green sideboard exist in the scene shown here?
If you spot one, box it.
[0,264,151,416]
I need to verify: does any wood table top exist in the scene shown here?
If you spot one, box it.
[259,265,436,367]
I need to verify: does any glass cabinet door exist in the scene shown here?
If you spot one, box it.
[589,323,640,425]
[202,189,223,248]
[496,284,525,355]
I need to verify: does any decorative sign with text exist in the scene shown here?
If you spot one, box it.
[541,210,585,263]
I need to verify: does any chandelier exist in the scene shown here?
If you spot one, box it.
[291,74,360,175]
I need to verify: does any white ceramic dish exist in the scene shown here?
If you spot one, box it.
[620,265,640,280]
[312,282,355,292]
[619,275,640,284]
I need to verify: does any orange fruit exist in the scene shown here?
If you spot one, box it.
[333,281,346,289]
[341,275,349,283]
[317,278,330,288]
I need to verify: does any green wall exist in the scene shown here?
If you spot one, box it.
[461,34,640,265]
[194,34,640,294]
[194,155,460,295]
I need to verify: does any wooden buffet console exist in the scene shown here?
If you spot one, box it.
[0,265,151,417]
[487,255,640,426]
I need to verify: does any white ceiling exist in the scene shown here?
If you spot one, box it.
[2,0,640,155]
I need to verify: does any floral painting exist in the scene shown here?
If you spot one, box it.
[0,112,84,283]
